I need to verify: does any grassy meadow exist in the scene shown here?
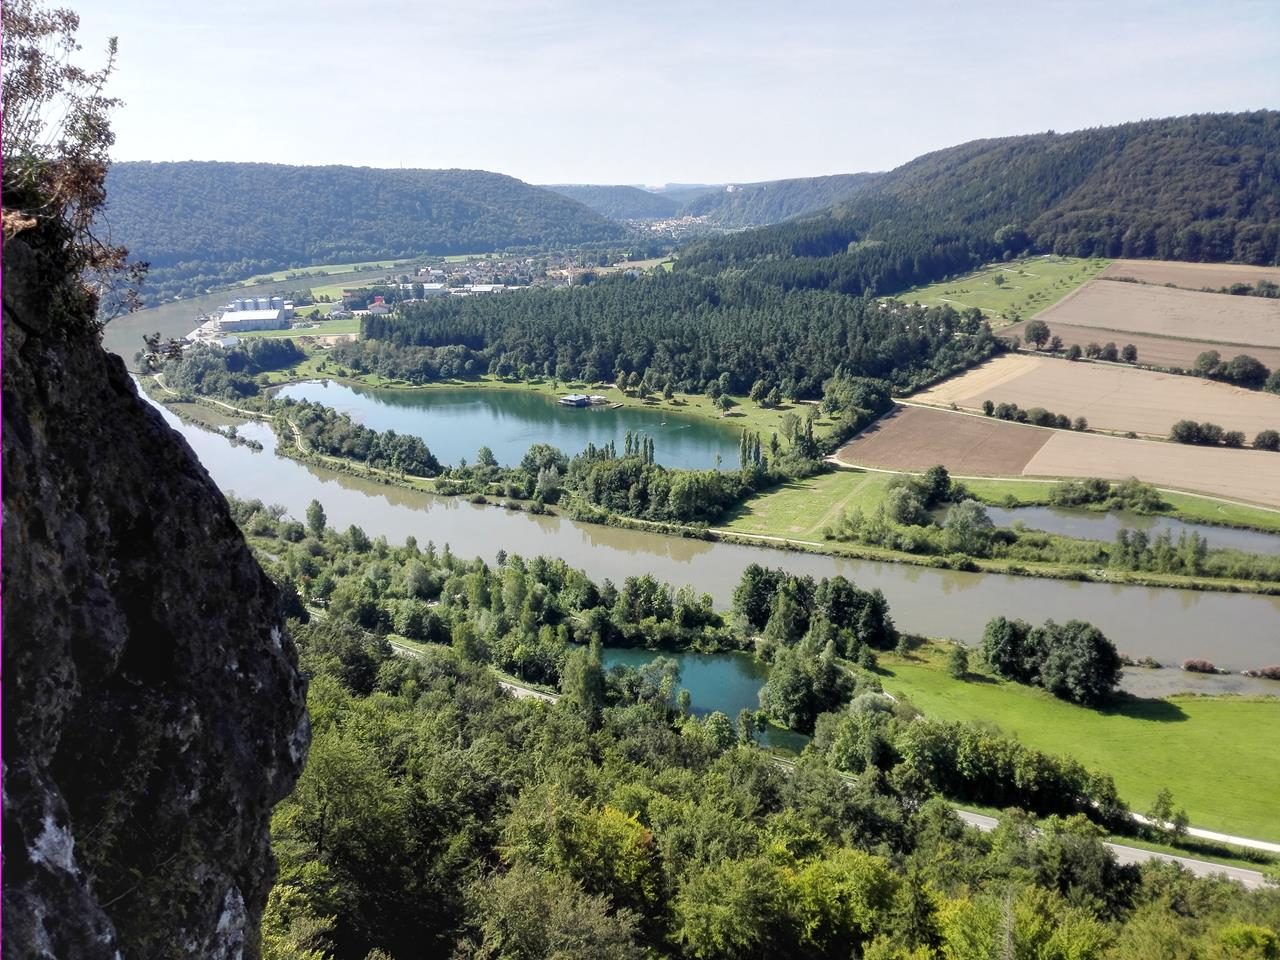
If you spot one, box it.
[899,256,1109,324]
[873,643,1280,839]
[722,466,1280,542]
[239,258,418,285]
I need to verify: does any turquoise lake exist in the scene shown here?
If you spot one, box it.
[274,380,743,470]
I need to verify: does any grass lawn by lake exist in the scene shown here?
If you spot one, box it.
[874,643,1280,840]
[899,256,1109,325]
[162,401,248,428]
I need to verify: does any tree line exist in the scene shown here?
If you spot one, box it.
[365,272,1000,397]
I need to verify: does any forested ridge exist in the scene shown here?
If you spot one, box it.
[680,173,882,228]
[368,272,999,396]
[546,174,880,227]
[679,112,1280,297]
[543,184,681,220]
[103,162,624,300]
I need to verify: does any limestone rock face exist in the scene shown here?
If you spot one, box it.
[2,235,309,959]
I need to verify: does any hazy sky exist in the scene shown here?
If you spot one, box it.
[74,0,1279,185]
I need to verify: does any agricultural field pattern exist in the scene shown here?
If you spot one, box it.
[917,354,1280,438]
[835,405,1280,508]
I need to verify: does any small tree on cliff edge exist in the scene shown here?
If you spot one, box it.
[2,0,145,321]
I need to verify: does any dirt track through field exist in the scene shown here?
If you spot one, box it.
[836,405,1280,507]
[917,355,1280,437]
[998,322,1280,372]
[1101,260,1280,289]
[1035,281,1280,347]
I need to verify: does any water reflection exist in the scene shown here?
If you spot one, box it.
[140,387,1280,687]
[275,379,742,470]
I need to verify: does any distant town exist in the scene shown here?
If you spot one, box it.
[186,252,669,347]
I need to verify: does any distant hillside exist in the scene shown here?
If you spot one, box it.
[104,162,626,301]
[545,174,880,228]
[648,183,724,206]
[681,173,881,228]
[680,112,1280,295]
[543,184,680,220]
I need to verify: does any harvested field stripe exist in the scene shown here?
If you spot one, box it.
[836,405,1280,509]
[1035,279,1280,348]
[998,323,1280,373]
[916,354,1280,438]
[1101,259,1280,289]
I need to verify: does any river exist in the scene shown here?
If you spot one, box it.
[274,379,741,470]
[142,392,1280,692]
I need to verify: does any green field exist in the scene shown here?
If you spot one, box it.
[874,644,1280,839]
[899,256,1109,324]
[722,471,894,540]
[239,258,418,286]
[236,316,360,339]
[724,467,1280,542]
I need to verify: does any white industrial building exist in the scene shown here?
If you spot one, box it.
[218,308,288,331]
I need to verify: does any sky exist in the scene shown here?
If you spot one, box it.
[73,0,1280,186]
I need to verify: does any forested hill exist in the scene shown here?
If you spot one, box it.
[103,162,625,300]
[546,174,881,227]
[679,111,1280,296]
[681,173,881,228]
[542,183,681,220]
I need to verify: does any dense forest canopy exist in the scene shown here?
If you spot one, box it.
[547,174,882,227]
[103,162,624,299]
[543,184,681,220]
[679,173,882,228]
[231,500,1280,960]
[365,271,998,396]
[679,112,1280,296]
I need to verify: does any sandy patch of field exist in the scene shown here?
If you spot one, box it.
[1026,431,1280,507]
[834,405,1051,475]
[836,405,1280,507]
[998,322,1280,372]
[917,355,1280,437]
[1101,259,1280,290]
[1036,281,1280,347]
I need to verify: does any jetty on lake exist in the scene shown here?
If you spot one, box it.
[559,394,611,407]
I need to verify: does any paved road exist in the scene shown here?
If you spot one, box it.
[956,810,1268,889]
[497,680,558,703]
[389,645,1269,888]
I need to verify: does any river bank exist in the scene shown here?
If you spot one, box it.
[142,376,1280,598]
[135,385,1280,687]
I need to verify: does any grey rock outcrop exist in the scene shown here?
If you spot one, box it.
[3,233,309,959]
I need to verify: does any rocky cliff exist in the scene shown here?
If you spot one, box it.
[2,228,310,958]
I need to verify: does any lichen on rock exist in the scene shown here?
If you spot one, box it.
[2,228,309,959]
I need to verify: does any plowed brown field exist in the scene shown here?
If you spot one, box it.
[833,405,1051,474]
[1034,281,1280,347]
[1100,260,1280,289]
[917,355,1280,437]
[836,405,1280,507]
